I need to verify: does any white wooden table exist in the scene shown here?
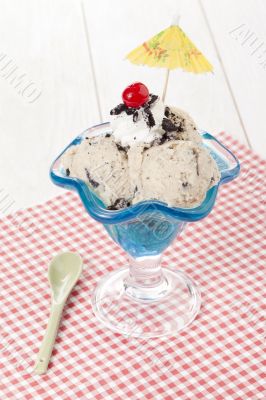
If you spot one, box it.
[0,0,265,215]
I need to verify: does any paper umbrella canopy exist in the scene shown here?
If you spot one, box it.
[126,21,213,100]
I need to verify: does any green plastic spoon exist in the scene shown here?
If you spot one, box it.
[33,252,83,375]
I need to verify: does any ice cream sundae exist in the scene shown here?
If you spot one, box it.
[62,82,220,209]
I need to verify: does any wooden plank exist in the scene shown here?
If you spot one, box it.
[201,0,266,156]
[0,0,100,212]
[82,0,247,144]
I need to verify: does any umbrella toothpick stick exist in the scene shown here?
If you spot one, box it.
[161,15,179,102]
[162,68,170,102]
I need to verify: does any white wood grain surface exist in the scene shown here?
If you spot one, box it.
[0,0,265,215]
[0,0,99,213]
[201,0,266,153]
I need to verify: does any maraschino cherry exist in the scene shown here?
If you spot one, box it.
[122,82,149,108]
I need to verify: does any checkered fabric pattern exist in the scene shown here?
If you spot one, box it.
[0,133,265,400]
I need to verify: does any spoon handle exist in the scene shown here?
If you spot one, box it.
[34,302,64,374]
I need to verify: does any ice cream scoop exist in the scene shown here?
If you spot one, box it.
[33,252,83,375]
[133,140,220,207]
[62,135,131,207]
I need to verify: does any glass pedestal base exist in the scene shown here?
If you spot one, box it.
[92,266,201,338]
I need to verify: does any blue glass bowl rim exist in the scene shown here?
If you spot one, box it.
[50,122,240,224]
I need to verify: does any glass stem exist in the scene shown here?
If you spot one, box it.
[124,255,169,302]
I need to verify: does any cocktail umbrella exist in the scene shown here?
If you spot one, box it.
[126,17,213,101]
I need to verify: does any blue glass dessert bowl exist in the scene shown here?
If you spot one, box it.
[50,122,240,338]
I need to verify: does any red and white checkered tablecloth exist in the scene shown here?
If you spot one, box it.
[0,133,265,400]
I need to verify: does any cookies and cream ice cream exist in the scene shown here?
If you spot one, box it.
[132,140,220,208]
[63,135,131,207]
[62,82,220,209]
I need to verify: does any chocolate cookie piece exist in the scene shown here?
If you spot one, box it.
[192,149,200,176]
[107,198,131,210]
[116,143,129,154]
[143,106,155,128]
[162,118,179,132]
[133,110,139,122]
[158,132,168,145]
[125,108,135,116]
[182,182,189,187]
[164,106,170,118]
[110,103,127,115]
[85,168,99,188]
[148,94,158,106]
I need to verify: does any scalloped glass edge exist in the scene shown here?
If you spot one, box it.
[50,123,240,224]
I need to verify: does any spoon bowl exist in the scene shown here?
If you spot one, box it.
[49,252,83,303]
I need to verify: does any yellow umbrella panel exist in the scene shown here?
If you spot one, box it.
[126,25,213,73]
